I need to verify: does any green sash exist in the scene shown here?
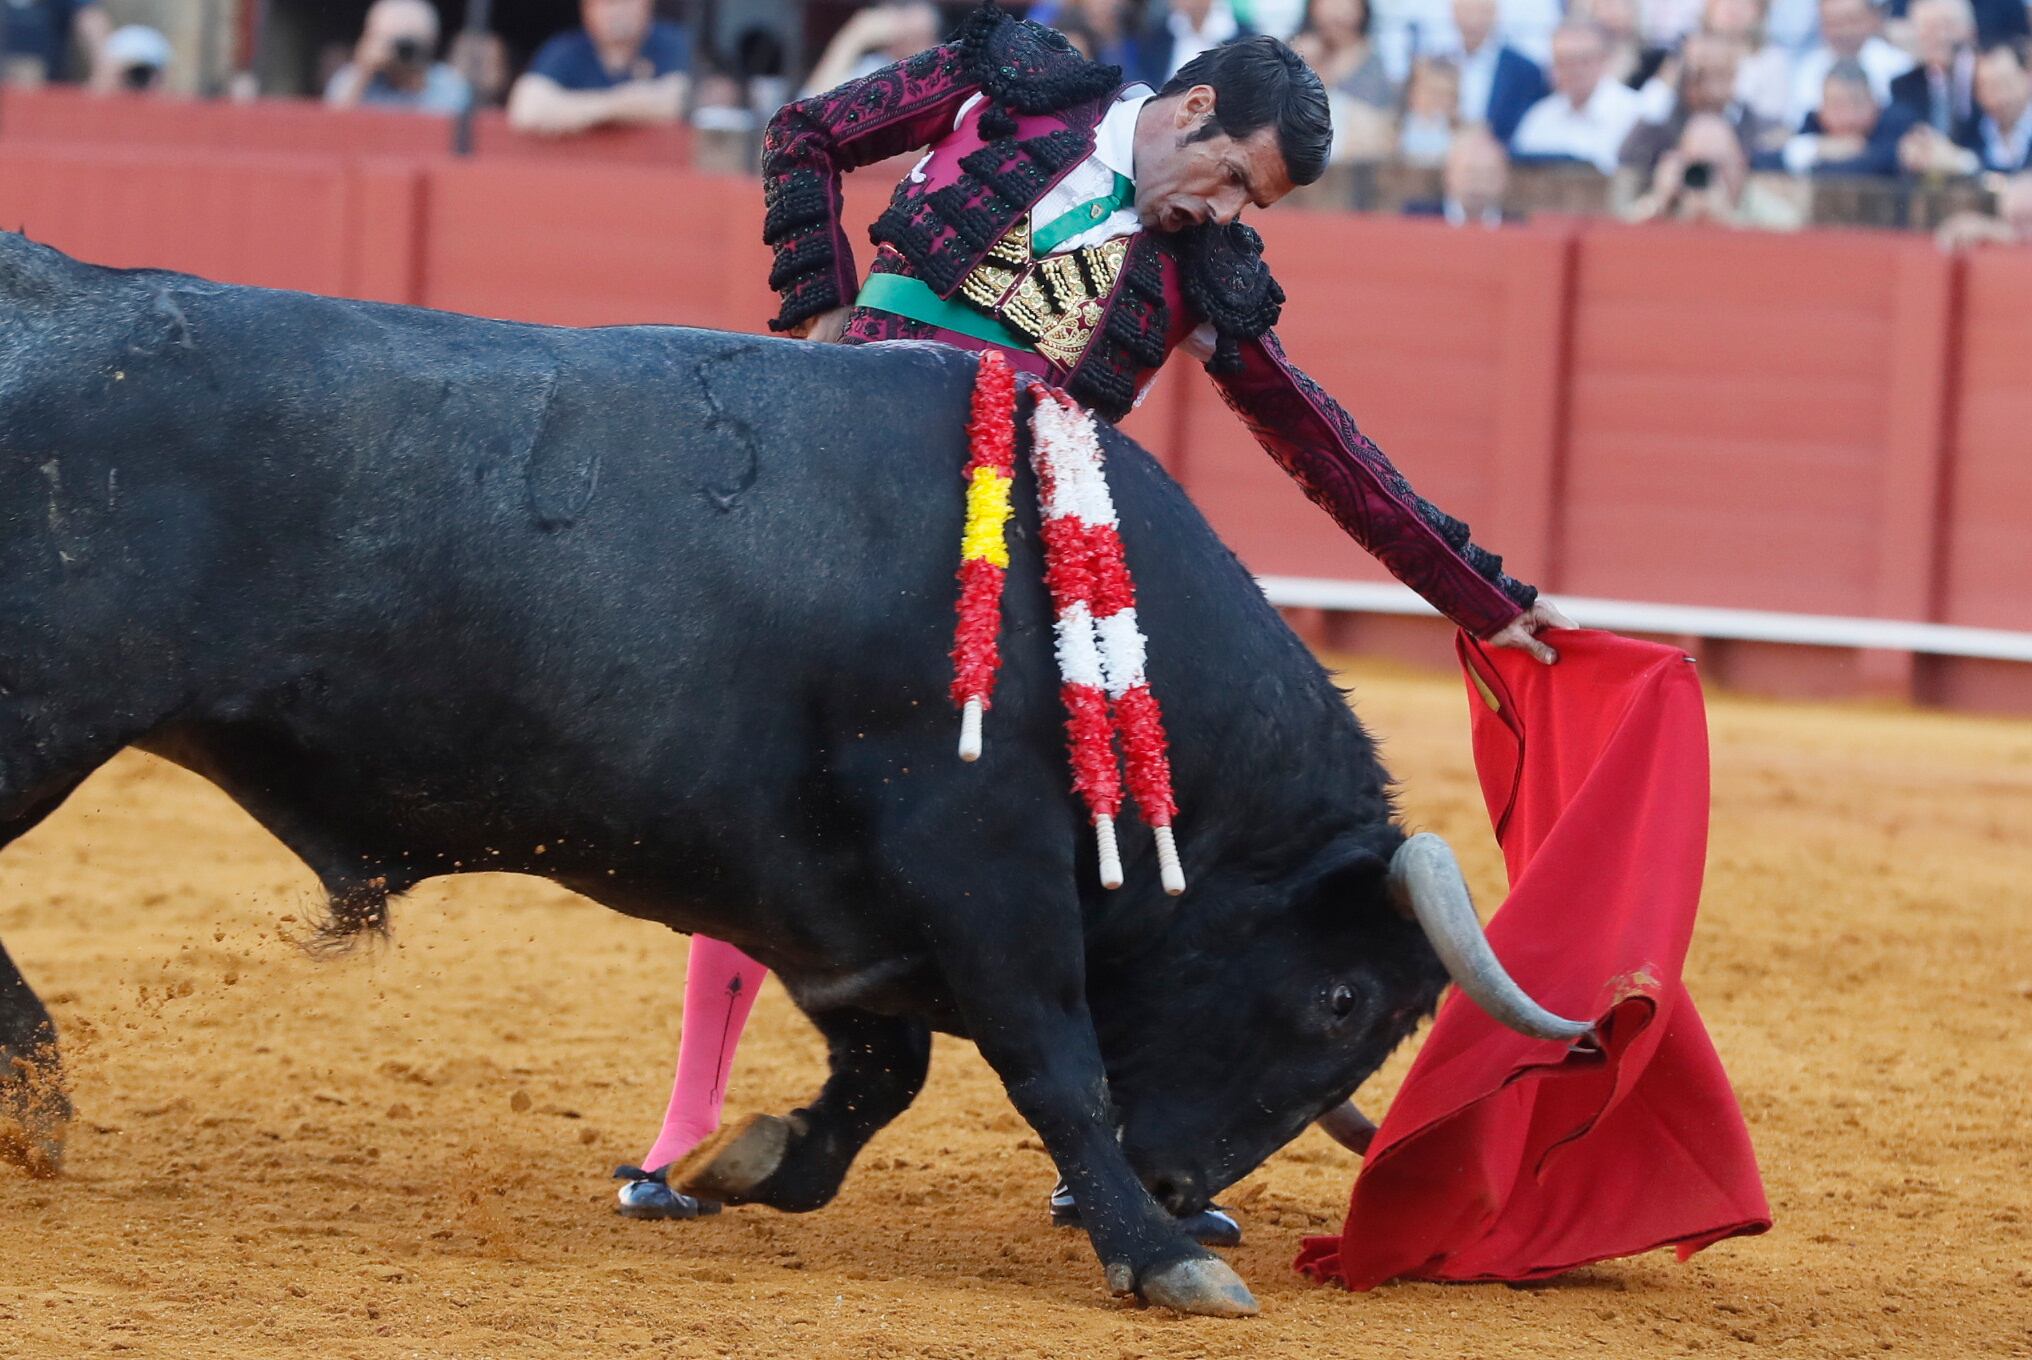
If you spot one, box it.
[1030,171,1135,255]
[854,272,1034,350]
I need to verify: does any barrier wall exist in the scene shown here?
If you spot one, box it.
[2,90,2026,713]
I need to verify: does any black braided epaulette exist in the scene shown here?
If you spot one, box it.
[957,2,1122,137]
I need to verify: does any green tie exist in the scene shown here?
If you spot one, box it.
[1031,171,1136,256]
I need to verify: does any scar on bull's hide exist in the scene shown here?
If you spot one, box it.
[516,367,604,532]
[124,287,200,359]
[692,347,762,513]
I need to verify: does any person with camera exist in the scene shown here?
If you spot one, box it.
[324,0,472,114]
[1625,107,1805,224]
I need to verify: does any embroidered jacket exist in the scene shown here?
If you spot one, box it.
[760,6,1536,636]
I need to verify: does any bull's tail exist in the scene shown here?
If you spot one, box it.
[299,878,396,956]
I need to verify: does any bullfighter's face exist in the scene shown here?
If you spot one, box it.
[1130,88,1297,234]
[1088,843,1450,1216]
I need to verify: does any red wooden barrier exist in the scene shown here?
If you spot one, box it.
[1933,249,2032,711]
[0,144,355,294]
[0,120,2026,712]
[0,87,452,159]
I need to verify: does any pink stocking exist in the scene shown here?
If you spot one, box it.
[640,935,768,1173]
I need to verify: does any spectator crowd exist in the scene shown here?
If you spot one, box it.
[1,0,2025,241]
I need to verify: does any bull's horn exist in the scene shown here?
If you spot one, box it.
[1388,833,1592,1043]
[1316,1101,1377,1155]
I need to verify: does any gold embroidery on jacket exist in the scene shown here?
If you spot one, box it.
[955,221,1130,370]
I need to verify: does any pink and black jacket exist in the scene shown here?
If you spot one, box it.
[760,7,1536,637]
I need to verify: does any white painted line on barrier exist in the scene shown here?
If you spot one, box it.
[1255,577,2032,665]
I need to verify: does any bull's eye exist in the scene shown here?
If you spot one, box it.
[1329,984,1357,1019]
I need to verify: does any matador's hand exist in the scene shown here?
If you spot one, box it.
[790,307,852,344]
[1486,599,1576,666]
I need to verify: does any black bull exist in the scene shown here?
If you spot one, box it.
[0,236,1580,1316]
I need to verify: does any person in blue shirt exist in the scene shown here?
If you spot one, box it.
[507,0,692,134]
[0,0,110,85]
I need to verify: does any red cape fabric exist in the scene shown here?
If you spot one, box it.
[1293,630,1771,1289]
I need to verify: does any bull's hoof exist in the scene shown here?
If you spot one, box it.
[0,1055,69,1179]
[1137,1257,1260,1318]
[668,1113,792,1203]
[0,1116,63,1178]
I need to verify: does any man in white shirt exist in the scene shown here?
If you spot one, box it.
[1511,20,1647,169]
[1785,0,1914,126]
[1703,0,1797,126]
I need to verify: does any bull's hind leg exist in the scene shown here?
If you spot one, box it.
[673,1007,930,1213]
[0,774,102,1177]
[0,938,68,1176]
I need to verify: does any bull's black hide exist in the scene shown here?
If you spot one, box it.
[0,234,1446,1314]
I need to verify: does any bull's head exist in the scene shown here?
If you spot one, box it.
[1090,831,1587,1217]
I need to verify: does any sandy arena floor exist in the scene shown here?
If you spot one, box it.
[1,656,2028,1359]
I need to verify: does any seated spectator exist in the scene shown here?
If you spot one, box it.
[1512,20,1648,170]
[1627,108,1809,222]
[509,0,690,133]
[1449,0,1550,143]
[1971,39,2032,169]
[1622,30,1784,177]
[1137,0,1250,84]
[1786,0,1913,127]
[89,23,169,95]
[1293,0,1400,160]
[1890,0,1980,141]
[1934,171,2032,244]
[1293,0,1398,109]
[1905,39,2032,168]
[799,0,940,96]
[1888,0,2028,51]
[1703,0,1795,127]
[1404,125,1520,219]
[1776,58,1916,172]
[325,0,471,113]
[0,0,108,86]
[1576,0,1670,90]
[1400,54,1465,163]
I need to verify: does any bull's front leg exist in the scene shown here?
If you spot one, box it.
[921,898,1258,1317]
[674,1007,930,1213]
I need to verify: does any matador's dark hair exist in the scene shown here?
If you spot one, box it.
[1160,37,1333,187]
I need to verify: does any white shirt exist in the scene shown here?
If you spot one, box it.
[1033,85,1152,251]
[1733,44,1796,127]
[1510,79,1646,173]
[1457,39,1501,125]
[1786,38,1914,130]
[912,86,1151,255]
[1443,198,1505,227]
[1981,101,2032,171]
[1165,0,1241,79]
